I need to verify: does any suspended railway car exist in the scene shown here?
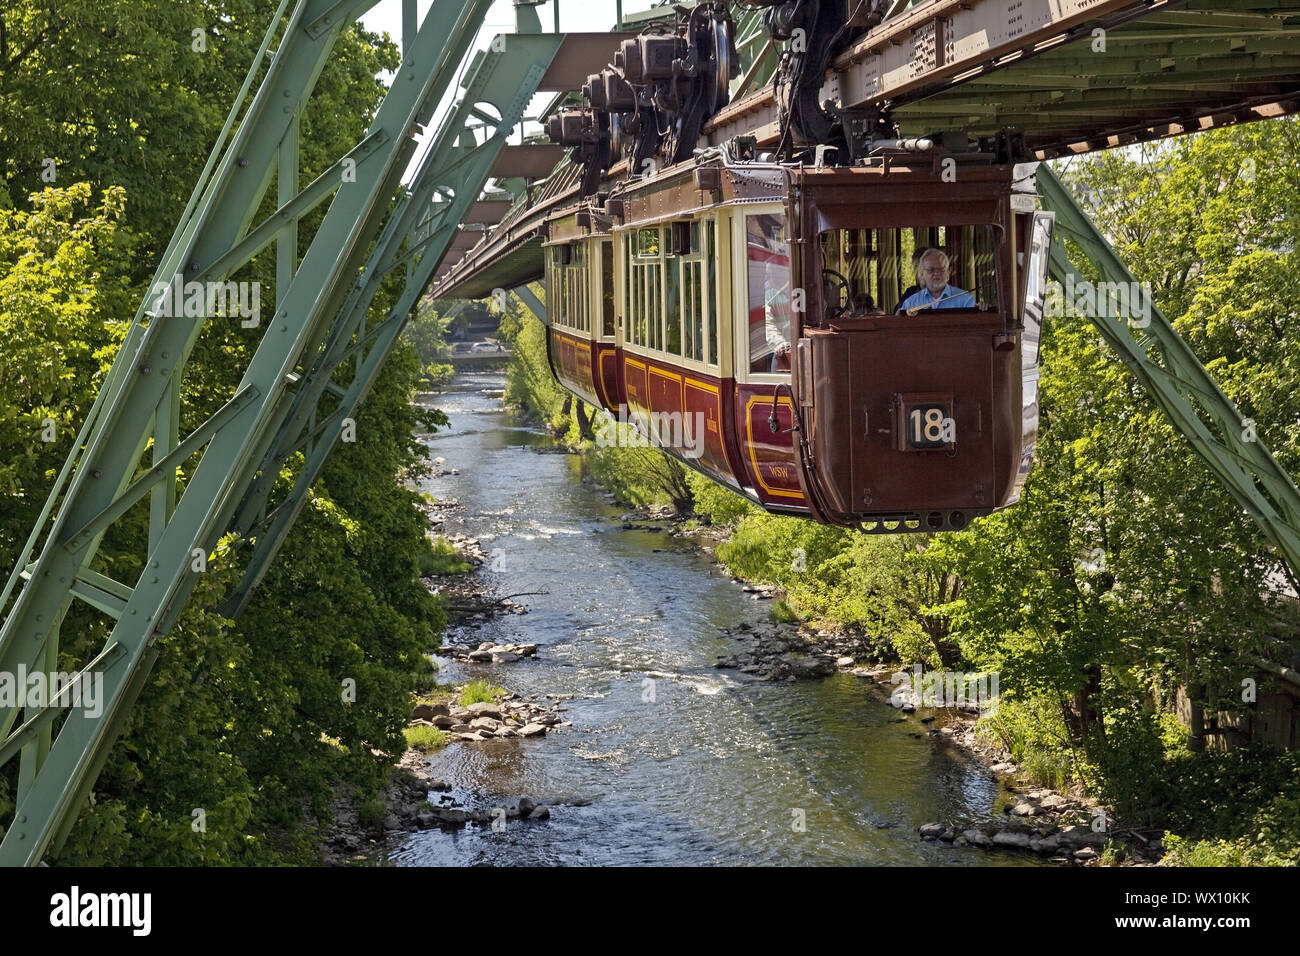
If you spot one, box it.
[532,2,1056,531]
[541,149,1055,531]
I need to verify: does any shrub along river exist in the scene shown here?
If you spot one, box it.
[389,373,1037,866]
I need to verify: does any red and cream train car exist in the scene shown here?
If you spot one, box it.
[541,152,1054,530]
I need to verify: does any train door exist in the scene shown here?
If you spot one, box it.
[730,206,805,507]
[594,238,622,411]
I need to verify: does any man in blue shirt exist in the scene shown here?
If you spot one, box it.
[897,248,977,314]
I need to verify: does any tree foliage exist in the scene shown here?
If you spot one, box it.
[1,2,447,863]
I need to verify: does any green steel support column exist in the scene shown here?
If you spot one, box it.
[222,36,560,617]
[0,0,496,866]
[220,14,510,551]
[1039,164,1300,584]
[731,7,777,99]
[513,284,547,323]
[278,115,301,302]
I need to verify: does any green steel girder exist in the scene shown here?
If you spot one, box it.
[512,284,547,324]
[220,37,559,618]
[0,0,505,866]
[1039,164,1300,585]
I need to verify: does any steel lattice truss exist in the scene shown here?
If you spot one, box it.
[5,0,1300,866]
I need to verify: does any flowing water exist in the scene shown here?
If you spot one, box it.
[390,372,1037,866]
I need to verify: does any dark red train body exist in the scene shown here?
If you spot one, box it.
[541,151,1054,530]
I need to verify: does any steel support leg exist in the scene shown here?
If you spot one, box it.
[1040,163,1300,585]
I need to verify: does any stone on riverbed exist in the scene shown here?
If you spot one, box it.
[1058,826,1108,848]
[780,654,836,679]
[962,829,992,847]
[518,723,547,737]
[413,702,449,720]
[466,702,503,720]
[992,831,1032,849]
[528,806,550,820]
[1029,834,1062,854]
[919,822,946,839]
[432,715,455,729]
[469,717,500,732]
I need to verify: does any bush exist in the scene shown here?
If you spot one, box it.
[402,725,448,753]
[419,537,472,575]
[981,695,1082,791]
[687,471,755,526]
[357,796,388,830]
[459,680,504,706]
[1161,834,1288,867]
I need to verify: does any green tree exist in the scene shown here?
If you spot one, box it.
[1,3,447,863]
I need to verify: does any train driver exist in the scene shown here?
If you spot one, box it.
[897,248,976,314]
[761,260,792,372]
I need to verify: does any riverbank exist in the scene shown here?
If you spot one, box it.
[401,387,1134,864]
[354,374,1069,864]
[385,486,1143,865]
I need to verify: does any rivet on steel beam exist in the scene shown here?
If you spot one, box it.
[238,157,249,168]
[140,365,152,375]
[92,470,103,479]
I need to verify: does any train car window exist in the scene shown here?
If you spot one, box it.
[601,241,615,337]
[746,214,792,374]
[819,225,1001,321]
[665,243,682,355]
[707,220,718,366]
[1022,212,1054,368]
[685,258,704,362]
[574,243,585,332]
[577,242,588,333]
[648,255,660,350]
[677,221,706,363]
[555,246,570,329]
[630,229,663,348]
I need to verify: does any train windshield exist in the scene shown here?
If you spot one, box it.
[819,225,1001,320]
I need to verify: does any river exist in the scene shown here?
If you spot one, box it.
[389,372,1036,866]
